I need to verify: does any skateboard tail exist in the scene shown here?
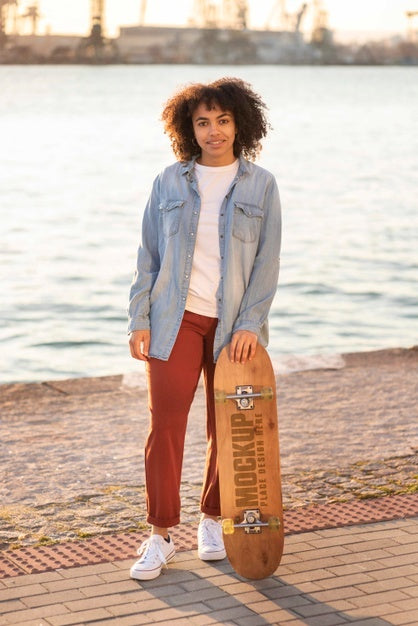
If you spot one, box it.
[225,533,284,580]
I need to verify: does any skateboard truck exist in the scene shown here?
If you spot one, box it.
[235,385,254,410]
[215,385,273,410]
[222,509,281,535]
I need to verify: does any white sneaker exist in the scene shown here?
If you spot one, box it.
[198,518,226,561]
[130,534,176,580]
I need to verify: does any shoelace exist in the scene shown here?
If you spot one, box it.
[136,537,167,566]
[200,520,222,548]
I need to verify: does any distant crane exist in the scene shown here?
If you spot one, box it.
[294,3,307,33]
[223,0,248,29]
[21,1,40,35]
[311,0,330,45]
[0,0,19,47]
[192,0,219,28]
[266,0,289,30]
[90,0,104,41]
[139,0,147,26]
[265,1,307,32]
[191,0,248,29]
[77,0,118,62]
[406,10,418,42]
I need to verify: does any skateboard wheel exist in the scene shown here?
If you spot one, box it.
[222,518,235,535]
[214,390,227,403]
[268,516,281,530]
[260,386,273,400]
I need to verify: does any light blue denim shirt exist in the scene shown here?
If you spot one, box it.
[128,155,281,361]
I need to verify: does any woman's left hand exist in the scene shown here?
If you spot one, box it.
[229,330,258,364]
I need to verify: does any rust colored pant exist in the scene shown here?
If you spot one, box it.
[145,310,220,528]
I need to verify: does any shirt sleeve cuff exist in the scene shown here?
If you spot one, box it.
[127,318,150,334]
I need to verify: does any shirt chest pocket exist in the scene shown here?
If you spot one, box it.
[232,202,263,243]
[159,200,184,238]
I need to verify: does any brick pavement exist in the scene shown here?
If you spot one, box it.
[1,516,417,625]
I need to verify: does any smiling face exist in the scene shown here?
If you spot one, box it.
[192,101,237,166]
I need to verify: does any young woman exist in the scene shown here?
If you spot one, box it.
[128,77,281,580]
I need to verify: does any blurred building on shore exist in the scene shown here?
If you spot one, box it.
[0,0,417,65]
[1,26,417,65]
[115,24,313,64]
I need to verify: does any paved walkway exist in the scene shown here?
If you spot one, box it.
[1,516,417,625]
[0,347,417,624]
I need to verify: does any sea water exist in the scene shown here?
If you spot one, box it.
[1,65,417,383]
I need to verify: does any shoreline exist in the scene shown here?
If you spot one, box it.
[2,345,416,389]
[1,346,417,550]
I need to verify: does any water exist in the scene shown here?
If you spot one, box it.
[1,65,417,384]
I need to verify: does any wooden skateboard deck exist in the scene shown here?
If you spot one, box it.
[214,344,284,580]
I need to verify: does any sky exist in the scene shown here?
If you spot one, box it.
[16,1,418,41]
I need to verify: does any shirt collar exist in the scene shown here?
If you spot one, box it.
[181,154,250,178]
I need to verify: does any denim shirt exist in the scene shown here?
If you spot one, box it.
[128,155,282,361]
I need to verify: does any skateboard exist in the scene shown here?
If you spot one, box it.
[214,344,284,580]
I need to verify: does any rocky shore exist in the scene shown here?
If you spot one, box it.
[1,347,417,550]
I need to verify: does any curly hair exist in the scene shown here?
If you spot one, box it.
[161,77,270,162]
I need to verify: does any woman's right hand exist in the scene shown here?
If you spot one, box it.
[129,330,151,361]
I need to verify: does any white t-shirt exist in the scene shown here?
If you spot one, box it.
[186,160,239,317]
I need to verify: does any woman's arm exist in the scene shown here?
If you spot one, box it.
[229,329,258,363]
[129,329,151,361]
[127,175,161,334]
